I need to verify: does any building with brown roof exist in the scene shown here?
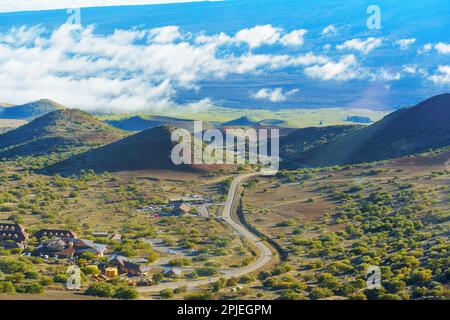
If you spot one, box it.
[33,238,107,259]
[108,254,152,276]
[173,203,190,215]
[0,223,29,248]
[34,229,77,239]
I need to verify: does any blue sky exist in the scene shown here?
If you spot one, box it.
[0,0,448,113]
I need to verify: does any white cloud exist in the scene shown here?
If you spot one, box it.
[395,38,416,50]
[198,25,309,49]
[0,0,213,13]
[403,65,417,74]
[304,55,363,81]
[337,37,382,54]
[435,42,450,54]
[280,29,308,47]
[235,25,281,49]
[251,88,299,103]
[234,25,308,49]
[418,42,450,55]
[402,65,428,77]
[148,26,182,43]
[195,32,233,46]
[375,69,401,81]
[429,65,450,84]
[418,43,432,54]
[322,24,337,36]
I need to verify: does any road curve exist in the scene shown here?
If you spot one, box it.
[137,171,273,293]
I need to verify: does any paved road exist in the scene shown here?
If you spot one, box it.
[137,171,273,293]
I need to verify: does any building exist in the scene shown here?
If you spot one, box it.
[164,267,183,277]
[109,233,122,241]
[108,254,152,277]
[34,229,77,239]
[169,196,206,206]
[92,232,109,237]
[0,223,29,248]
[33,238,107,259]
[173,203,191,215]
[76,239,107,257]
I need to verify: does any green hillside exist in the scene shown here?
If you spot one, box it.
[0,109,126,159]
[298,93,450,166]
[0,99,65,120]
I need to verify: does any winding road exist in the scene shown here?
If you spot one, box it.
[137,171,273,293]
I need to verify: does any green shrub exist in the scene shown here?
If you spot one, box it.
[114,286,139,300]
[174,286,187,294]
[309,287,333,300]
[196,267,217,277]
[0,281,15,294]
[160,289,174,298]
[17,283,44,294]
[184,292,213,300]
[53,274,68,283]
[85,282,116,298]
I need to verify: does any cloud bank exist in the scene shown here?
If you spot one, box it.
[0,24,426,113]
[0,24,314,112]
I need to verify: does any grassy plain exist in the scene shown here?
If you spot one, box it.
[97,106,388,128]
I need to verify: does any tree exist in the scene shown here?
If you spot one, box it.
[279,290,309,300]
[17,283,44,294]
[0,281,15,294]
[82,265,100,275]
[348,292,367,300]
[184,292,213,300]
[211,278,226,291]
[0,258,29,274]
[8,214,23,224]
[152,273,164,284]
[168,258,191,267]
[239,274,255,284]
[309,287,333,300]
[115,286,139,300]
[226,277,239,287]
[196,266,218,277]
[174,286,187,294]
[409,269,433,285]
[383,279,406,294]
[317,273,339,290]
[160,289,174,299]
[85,282,116,298]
